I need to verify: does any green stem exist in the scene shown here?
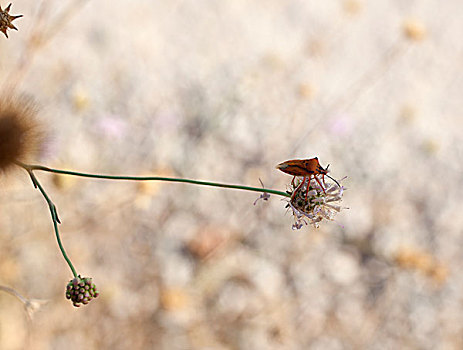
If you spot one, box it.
[20,163,290,197]
[25,169,77,277]
[16,161,288,277]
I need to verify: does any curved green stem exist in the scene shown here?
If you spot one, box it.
[16,161,288,278]
[25,168,77,277]
[20,163,290,197]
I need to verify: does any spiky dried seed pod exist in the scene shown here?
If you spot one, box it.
[0,96,44,173]
[65,275,99,307]
[0,3,22,38]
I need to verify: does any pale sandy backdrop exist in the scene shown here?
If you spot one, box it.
[1,0,463,349]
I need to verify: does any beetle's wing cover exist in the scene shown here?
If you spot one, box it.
[276,159,310,176]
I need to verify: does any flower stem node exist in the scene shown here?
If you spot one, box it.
[286,175,346,229]
[65,275,99,307]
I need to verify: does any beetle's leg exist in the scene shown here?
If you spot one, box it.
[291,176,296,187]
[314,175,326,194]
[321,174,326,188]
[291,176,306,202]
[305,175,313,200]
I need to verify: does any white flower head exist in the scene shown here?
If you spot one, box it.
[286,175,346,229]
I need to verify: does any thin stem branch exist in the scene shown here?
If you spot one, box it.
[19,163,290,198]
[22,167,77,277]
[0,285,48,320]
[0,285,28,304]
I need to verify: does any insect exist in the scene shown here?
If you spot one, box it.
[276,157,340,198]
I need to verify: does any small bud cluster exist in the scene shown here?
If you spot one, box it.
[65,276,99,307]
[286,176,346,229]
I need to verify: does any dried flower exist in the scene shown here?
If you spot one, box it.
[0,3,22,38]
[253,178,270,205]
[65,275,99,307]
[0,285,48,319]
[286,175,346,229]
[0,96,44,173]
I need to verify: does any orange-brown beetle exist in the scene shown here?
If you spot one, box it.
[276,157,340,197]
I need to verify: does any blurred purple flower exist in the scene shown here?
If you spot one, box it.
[329,113,355,137]
[154,110,181,132]
[96,115,127,139]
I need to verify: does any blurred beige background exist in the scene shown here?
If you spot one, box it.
[1,0,463,349]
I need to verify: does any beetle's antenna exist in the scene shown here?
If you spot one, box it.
[325,174,341,188]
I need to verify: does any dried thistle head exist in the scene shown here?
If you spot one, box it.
[0,3,22,38]
[0,96,45,173]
